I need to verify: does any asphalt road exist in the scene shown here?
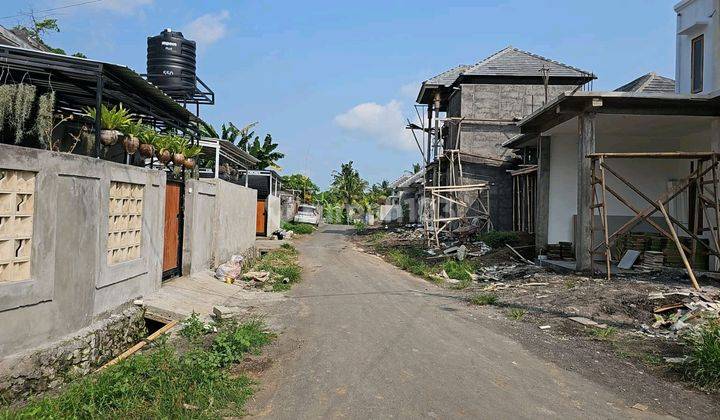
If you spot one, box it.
[248,225,664,419]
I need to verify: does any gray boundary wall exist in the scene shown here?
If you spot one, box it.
[183,179,257,274]
[0,144,165,358]
[266,195,281,236]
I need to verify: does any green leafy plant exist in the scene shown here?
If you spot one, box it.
[468,293,497,306]
[82,103,132,131]
[508,308,527,320]
[180,311,208,341]
[281,221,315,235]
[442,260,473,282]
[353,220,367,234]
[211,319,274,366]
[590,326,617,340]
[681,321,720,389]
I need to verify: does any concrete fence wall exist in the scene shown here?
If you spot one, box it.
[0,144,165,358]
[266,195,281,235]
[183,179,257,274]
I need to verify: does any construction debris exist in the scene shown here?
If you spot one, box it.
[642,287,720,338]
[568,316,608,329]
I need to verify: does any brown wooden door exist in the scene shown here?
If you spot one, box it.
[256,199,267,235]
[163,182,182,273]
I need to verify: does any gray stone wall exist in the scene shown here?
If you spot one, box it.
[460,83,575,121]
[0,304,146,401]
[0,144,164,358]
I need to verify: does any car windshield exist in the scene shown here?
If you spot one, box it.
[298,206,315,213]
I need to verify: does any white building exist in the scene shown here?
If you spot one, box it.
[675,0,720,93]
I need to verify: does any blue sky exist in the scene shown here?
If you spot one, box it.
[4,0,677,188]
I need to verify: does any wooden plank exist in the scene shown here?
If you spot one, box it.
[658,201,701,290]
[576,112,596,271]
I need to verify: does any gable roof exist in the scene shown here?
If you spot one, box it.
[461,46,594,79]
[614,72,676,94]
[416,64,470,103]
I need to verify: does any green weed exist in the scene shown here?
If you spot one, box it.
[468,293,498,306]
[590,326,618,340]
[281,221,316,235]
[477,231,519,248]
[353,220,367,234]
[252,246,303,292]
[180,311,207,341]
[0,320,274,419]
[443,260,474,288]
[508,308,527,320]
[681,321,720,389]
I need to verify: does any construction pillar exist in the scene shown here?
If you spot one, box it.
[576,113,596,271]
[535,136,551,252]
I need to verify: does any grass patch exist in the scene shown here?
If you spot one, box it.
[590,326,618,340]
[468,293,497,306]
[252,244,303,292]
[386,247,433,278]
[681,321,720,389]
[442,260,475,288]
[507,308,527,320]
[0,319,273,419]
[281,221,316,235]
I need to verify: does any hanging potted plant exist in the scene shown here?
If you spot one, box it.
[82,103,131,146]
[155,134,173,164]
[137,126,157,159]
[121,119,142,154]
[183,144,202,169]
[171,136,187,166]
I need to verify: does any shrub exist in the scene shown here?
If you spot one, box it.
[282,221,315,234]
[478,231,520,249]
[681,321,720,389]
[353,220,366,234]
[469,293,497,306]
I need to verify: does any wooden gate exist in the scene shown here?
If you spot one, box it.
[163,182,183,277]
[256,199,267,235]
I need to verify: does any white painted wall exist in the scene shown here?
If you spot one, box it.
[546,114,715,244]
[675,0,719,93]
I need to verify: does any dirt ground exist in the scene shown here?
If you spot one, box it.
[351,226,720,416]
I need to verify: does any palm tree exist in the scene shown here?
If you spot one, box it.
[281,174,319,203]
[330,161,368,222]
[249,134,285,169]
[199,121,258,149]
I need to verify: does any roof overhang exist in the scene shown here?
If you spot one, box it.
[517,91,720,135]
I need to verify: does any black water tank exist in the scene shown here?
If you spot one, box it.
[146,29,196,96]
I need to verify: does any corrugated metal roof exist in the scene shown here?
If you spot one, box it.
[614,72,676,94]
[462,46,593,79]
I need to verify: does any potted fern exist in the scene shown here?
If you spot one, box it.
[171,136,187,166]
[137,126,157,159]
[183,144,203,169]
[82,104,131,146]
[122,119,143,154]
[155,134,173,164]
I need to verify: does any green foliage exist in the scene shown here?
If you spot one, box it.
[211,319,274,366]
[386,247,431,278]
[83,103,132,131]
[353,220,366,234]
[0,319,274,419]
[251,245,302,292]
[281,174,319,202]
[249,134,285,169]
[180,311,208,341]
[137,126,158,145]
[681,321,720,389]
[281,221,315,234]
[468,293,498,306]
[442,260,473,282]
[477,231,520,249]
[330,161,368,207]
[590,326,617,340]
[507,308,527,320]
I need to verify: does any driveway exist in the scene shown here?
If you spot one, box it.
[248,225,665,419]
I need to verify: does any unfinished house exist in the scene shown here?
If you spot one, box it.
[415,47,594,244]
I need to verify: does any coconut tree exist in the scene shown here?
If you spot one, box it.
[330,161,368,223]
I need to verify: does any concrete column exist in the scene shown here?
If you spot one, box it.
[535,136,551,252]
[576,113,596,271]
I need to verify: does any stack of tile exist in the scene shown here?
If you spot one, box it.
[640,251,664,270]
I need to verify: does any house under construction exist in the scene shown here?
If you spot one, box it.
[412,47,595,241]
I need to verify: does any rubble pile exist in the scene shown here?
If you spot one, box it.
[641,287,720,338]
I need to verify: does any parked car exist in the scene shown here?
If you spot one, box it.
[294,204,320,226]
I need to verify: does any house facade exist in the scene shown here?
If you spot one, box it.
[675,0,720,94]
[417,47,594,232]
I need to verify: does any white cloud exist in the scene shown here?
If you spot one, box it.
[399,82,420,101]
[183,10,230,48]
[334,100,417,152]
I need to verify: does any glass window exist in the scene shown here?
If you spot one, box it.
[692,34,704,93]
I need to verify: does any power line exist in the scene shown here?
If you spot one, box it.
[0,0,103,21]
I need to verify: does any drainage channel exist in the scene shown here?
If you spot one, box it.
[96,314,178,372]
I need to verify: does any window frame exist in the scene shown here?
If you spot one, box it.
[691,34,704,94]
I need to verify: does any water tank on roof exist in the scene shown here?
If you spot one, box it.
[146,28,196,96]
